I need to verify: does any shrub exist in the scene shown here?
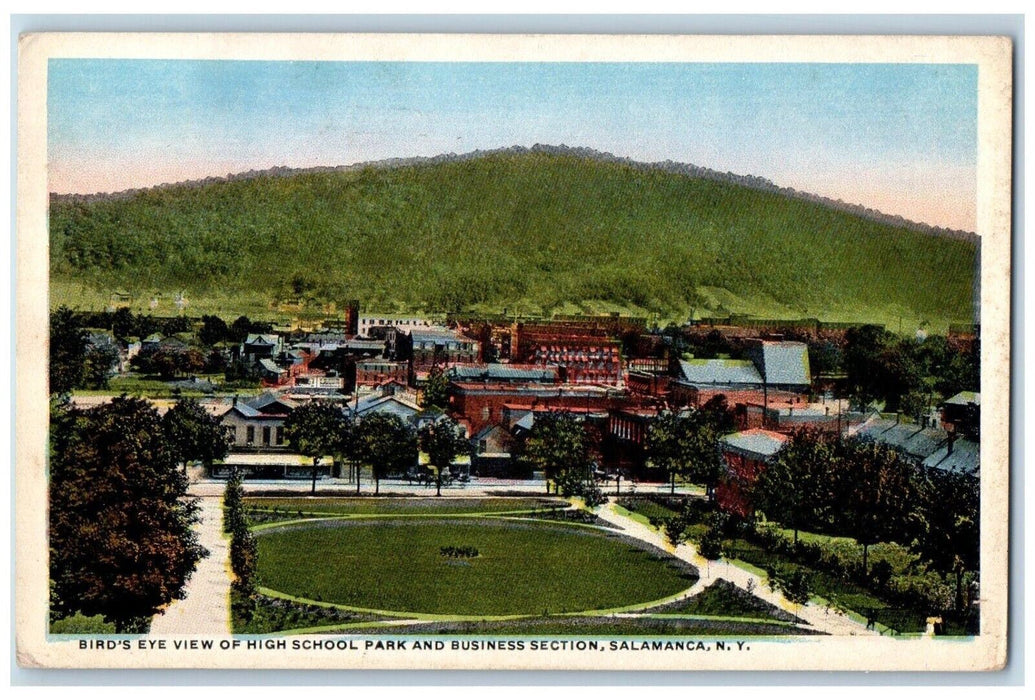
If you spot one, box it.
[870,560,894,590]
[50,612,117,634]
[698,528,724,560]
[582,484,606,508]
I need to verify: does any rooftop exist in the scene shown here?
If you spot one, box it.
[944,391,981,406]
[721,429,789,459]
[678,358,763,386]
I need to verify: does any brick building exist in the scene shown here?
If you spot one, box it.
[511,323,623,386]
[715,429,789,517]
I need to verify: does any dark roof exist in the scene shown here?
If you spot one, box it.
[449,364,557,382]
[246,391,296,413]
[922,438,979,474]
[410,328,472,343]
[855,418,948,461]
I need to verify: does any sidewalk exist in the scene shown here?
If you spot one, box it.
[149,496,232,635]
[185,477,702,499]
[596,500,877,636]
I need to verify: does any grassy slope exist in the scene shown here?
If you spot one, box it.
[49,151,978,329]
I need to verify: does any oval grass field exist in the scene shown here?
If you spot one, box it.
[255,518,698,617]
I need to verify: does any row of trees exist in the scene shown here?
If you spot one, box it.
[753,428,978,610]
[223,469,259,623]
[49,397,209,631]
[281,403,469,496]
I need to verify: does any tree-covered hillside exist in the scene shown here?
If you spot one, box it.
[49,150,978,327]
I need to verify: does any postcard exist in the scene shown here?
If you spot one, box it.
[15,32,1012,671]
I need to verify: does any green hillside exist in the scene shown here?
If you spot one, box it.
[49,150,978,329]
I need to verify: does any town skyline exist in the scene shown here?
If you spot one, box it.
[48,59,979,232]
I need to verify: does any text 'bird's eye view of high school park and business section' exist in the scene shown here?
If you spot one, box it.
[21,39,1011,671]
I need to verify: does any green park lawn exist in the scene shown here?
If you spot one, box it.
[254,517,698,617]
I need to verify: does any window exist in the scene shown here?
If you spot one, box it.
[275,427,284,445]
[246,426,255,444]
[262,427,271,445]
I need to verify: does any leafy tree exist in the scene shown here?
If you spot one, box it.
[915,468,980,612]
[283,402,351,494]
[698,527,724,560]
[205,348,230,374]
[161,316,193,335]
[110,306,136,342]
[49,306,87,396]
[523,411,592,495]
[199,314,230,347]
[163,397,232,475]
[418,417,469,496]
[833,438,917,576]
[684,411,727,499]
[355,413,417,495]
[770,567,814,607]
[225,357,261,385]
[82,336,120,389]
[843,325,896,409]
[755,428,839,543]
[49,397,206,631]
[231,316,255,344]
[645,412,692,495]
[181,348,206,376]
[421,367,449,411]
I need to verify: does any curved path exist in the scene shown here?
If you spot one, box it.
[149,496,232,635]
[595,499,878,637]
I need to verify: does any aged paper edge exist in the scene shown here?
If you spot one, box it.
[15,32,1013,671]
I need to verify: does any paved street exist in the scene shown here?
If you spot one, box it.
[186,476,703,499]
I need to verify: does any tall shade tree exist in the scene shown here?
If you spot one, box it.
[354,413,417,495]
[682,409,727,499]
[162,397,232,476]
[916,468,980,612]
[834,438,917,576]
[647,405,729,497]
[82,337,120,390]
[644,412,692,495]
[420,367,450,411]
[49,306,87,396]
[754,428,839,543]
[523,411,591,495]
[418,417,470,497]
[283,402,352,494]
[49,397,206,631]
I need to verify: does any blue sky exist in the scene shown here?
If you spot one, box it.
[48,59,979,230]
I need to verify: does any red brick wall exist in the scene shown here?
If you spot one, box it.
[715,451,767,518]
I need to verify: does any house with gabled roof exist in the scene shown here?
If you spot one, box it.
[220,392,298,451]
[242,333,282,361]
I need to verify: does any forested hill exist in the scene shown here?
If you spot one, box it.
[49,148,979,327]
